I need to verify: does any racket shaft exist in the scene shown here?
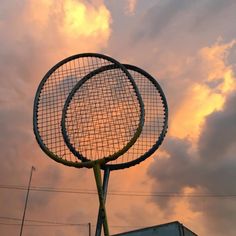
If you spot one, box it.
[95,167,110,236]
[93,163,110,236]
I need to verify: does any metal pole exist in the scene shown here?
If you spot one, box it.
[20,166,36,236]
[88,222,91,236]
[95,167,110,236]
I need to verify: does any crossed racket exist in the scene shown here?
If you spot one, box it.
[33,53,168,236]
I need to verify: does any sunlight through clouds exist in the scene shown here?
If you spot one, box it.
[63,0,111,38]
[170,40,236,140]
[1,1,236,235]
[22,0,111,51]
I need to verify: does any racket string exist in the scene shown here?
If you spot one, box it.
[65,68,142,161]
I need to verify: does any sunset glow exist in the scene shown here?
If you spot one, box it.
[63,0,111,38]
[170,41,236,140]
[1,1,236,236]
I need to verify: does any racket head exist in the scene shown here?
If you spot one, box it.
[33,53,143,168]
[61,64,145,165]
[101,64,168,170]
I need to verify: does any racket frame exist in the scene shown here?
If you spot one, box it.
[33,53,144,169]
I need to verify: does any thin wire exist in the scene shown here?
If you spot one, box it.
[0,216,152,229]
[0,185,236,198]
[0,216,87,226]
[0,223,87,227]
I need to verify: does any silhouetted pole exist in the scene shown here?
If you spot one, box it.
[88,222,91,236]
[20,166,36,236]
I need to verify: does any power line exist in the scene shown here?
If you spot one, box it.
[0,216,142,229]
[0,222,86,227]
[0,184,236,198]
[0,216,89,228]
[0,216,87,226]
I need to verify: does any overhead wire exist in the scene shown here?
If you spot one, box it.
[0,184,236,198]
[0,216,141,229]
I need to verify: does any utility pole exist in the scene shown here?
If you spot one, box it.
[20,166,36,236]
[88,222,92,236]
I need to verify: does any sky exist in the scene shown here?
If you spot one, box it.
[0,0,236,235]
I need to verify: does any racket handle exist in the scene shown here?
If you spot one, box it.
[93,163,110,236]
[95,167,110,236]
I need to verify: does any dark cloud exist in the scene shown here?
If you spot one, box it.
[199,93,236,162]
[135,0,192,39]
[133,0,236,44]
[147,91,236,235]
[204,78,224,90]
[190,0,236,36]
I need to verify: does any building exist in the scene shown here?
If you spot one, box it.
[113,221,197,236]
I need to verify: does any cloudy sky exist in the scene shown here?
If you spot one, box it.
[0,0,236,235]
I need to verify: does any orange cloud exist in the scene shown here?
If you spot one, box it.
[22,0,111,53]
[170,40,236,140]
[63,0,110,37]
